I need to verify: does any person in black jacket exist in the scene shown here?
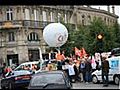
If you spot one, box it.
[73,61,80,82]
[1,63,7,78]
[101,57,110,87]
[84,58,92,83]
[57,61,62,70]
[79,60,86,82]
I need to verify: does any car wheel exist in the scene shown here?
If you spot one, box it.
[92,75,98,84]
[114,76,119,85]
[8,81,14,89]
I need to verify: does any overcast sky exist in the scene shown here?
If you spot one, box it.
[91,5,120,23]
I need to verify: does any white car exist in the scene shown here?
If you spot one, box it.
[5,70,32,77]
[92,56,120,85]
[14,61,43,73]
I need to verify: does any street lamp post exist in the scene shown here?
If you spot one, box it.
[96,34,104,68]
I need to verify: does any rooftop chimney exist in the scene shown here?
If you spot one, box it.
[112,5,115,14]
[107,5,110,12]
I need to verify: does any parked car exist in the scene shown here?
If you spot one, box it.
[1,70,32,89]
[14,61,42,73]
[92,56,120,85]
[0,67,3,78]
[111,48,120,56]
[28,70,72,89]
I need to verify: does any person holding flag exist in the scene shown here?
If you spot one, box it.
[75,47,87,59]
[75,47,83,58]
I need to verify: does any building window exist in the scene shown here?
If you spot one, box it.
[50,12,53,22]
[0,9,2,14]
[32,9,34,14]
[107,18,109,25]
[8,32,15,42]
[6,8,13,20]
[64,13,67,23]
[34,9,39,21]
[104,17,106,21]
[58,13,61,22]
[28,49,40,61]
[25,8,30,20]
[82,14,85,18]
[17,7,19,13]
[88,15,91,20]
[82,20,85,26]
[88,15,91,24]
[23,8,25,13]
[42,11,47,21]
[27,32,39,41]
[82,15,85,25]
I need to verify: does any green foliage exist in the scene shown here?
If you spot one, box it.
[60,18,120,56]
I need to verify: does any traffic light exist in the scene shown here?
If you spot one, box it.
[97,34,103,40]
[96,34,104,53]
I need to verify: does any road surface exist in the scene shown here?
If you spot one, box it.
[72,82,119,89]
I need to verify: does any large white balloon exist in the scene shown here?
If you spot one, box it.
[43,23,68,47]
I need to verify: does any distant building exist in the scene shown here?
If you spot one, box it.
[0,5,118,65]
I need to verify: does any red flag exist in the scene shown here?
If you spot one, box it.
[75,47,83,58]
[81,47,87,56]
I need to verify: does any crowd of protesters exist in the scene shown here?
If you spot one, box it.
[47,52,110,85]
[0,49,110,87]
[57,55,97,83]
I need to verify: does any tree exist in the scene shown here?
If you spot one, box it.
[111,22,120,47]
[60,17,120,56]
[83,17,117,54]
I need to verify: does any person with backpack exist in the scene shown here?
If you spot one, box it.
[79,59,86,82]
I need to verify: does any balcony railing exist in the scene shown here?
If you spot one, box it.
[0,20,76,30]
[0,21,22,29]
[22,20,53,28]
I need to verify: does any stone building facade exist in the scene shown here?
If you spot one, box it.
[0,5,118,65]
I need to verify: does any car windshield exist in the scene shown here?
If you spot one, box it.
[30,73,65,86]
[111,48,120,55]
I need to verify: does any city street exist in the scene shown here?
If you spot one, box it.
[72,82,119,89]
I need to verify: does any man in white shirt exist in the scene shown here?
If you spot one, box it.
[63,59,75,82]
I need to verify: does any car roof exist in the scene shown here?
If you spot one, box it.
[5,70,32,77]
[34,70,64,76]
[20,61,40,65]
[111,48,120,56]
